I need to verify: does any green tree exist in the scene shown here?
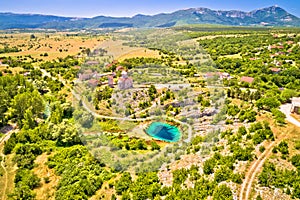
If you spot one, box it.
[3,133,17,154]
[30,34,36,39]
[291,154,300,170]
[271,108,286,124]
[13,90,44,126]
[14,169,40,189]
[22,110,36,130]
[151,141,161,151]
[212,184,233,200]
[203,158,216,175]
[214,166,232,183]
[9,185,36,200]
[50,119,81,146]
[237,126,247,135]
[148,85,157,101]
[116,172,132,195]
[278,141,289,156]
[256,97,280,111]
[73,109,94,128]
[121,192,131,200]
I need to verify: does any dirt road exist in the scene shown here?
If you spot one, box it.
[0,130,14,200]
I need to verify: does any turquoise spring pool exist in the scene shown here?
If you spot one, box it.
[145,122,181,142]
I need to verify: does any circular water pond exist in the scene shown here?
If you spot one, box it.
[145,122,181,142]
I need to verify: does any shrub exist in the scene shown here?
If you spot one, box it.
[259,145,266,153]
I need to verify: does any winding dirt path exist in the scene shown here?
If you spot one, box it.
[0,152,8,200]
[239,141,277,200]
[0,131,13,200]
[240,104,300,200]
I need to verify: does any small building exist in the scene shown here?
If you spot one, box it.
[240,76,254,84]
[285,60,294,64]
[73,66,81,70]
[23,72,31,76]
[220,72,231,79]
[204,72,217,79]
[291,97,300,114]
[79,69,93,81]
[268,45,276,51]
[85,60,99,66]
[88,79,99,88]
[268,45,284,51]
[270,68,281,74]
[92,73,103,79]
[116,66,124,71]
[106,63,113,69]
[277,45,284,49]
[270,54,278,58]
[204,72,231,80]
[108,75,114,88]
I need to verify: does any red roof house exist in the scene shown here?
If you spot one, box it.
[240,76,254,84]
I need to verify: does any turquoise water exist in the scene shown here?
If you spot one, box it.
[145,122,181,142]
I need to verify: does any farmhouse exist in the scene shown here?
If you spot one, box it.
[291,97,300,114]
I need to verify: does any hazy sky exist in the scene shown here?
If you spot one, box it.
[1,0,300,18]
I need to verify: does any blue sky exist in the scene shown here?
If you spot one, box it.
[1,0,300,18]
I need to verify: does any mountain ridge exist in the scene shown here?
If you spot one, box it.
[0,5,299,29]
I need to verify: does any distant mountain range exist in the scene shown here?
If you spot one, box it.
[0,5,299,30]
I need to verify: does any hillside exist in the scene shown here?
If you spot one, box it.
[0,5,300,29]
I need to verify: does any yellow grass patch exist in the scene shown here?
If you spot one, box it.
[0,32,104,61]
[118,48,161,61]
[97,39,161,60]
[33,153,60,200]
[220,53,242,59]
[0,66,23,75]
[257,113,300,141]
